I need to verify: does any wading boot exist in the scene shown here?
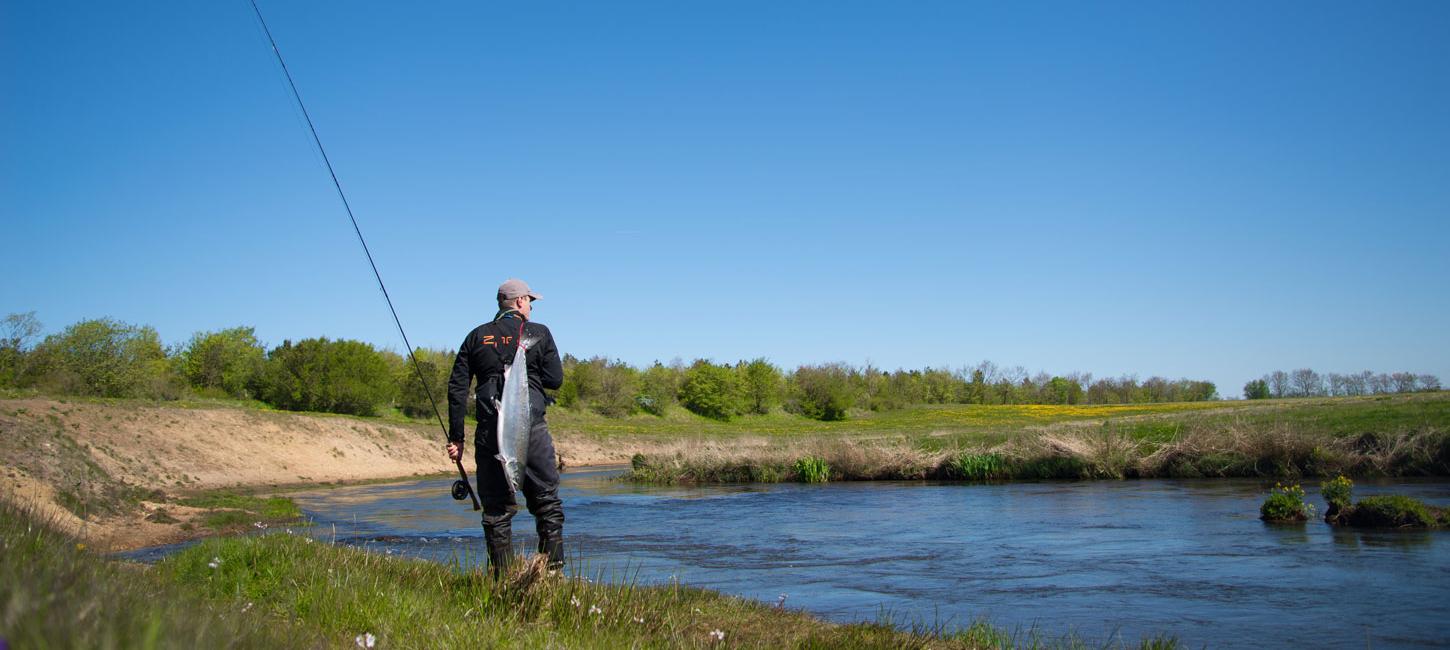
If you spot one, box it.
[538,528,564,572]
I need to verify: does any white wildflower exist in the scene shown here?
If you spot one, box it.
[588,604,602,615]
[241,602,253,613]
[570,596,580,608]
[355,632,376,648]
[710,629,725,641]
[632,616,645,624]
[253,521,267,529]
[776,593,788,607]
[207,557,221,569]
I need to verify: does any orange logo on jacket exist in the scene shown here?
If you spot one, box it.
[481,335,514,347]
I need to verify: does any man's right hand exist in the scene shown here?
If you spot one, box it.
[447,441,462,462]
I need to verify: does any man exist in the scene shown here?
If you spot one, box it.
[447,278,565,574]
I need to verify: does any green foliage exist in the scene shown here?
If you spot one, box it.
[178,326,265,398]
[678,360,744,421]
[24,317,176,398]
[396,347,452,419]
[790,363,858,421]
[1259,483,1313,522]
[178,492,302,520]
[793,456,831,483]
[0,311,43,388]
[737,357,783,415]
[1320,475,1354,510]
[258,338,397,416]
[1243,379,1271,400]
[1349,495,1437,527]
[558,355,640,417]
[947,452,1006,481]
[635,362,682,416]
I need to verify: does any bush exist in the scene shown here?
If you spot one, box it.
[1260,483,1313,522]
[635,362,682,416]
[0,311,42,388]
[178,326,265,398]
[24,317,176,398]
[679,360,744,421]
[396,347,452,420]
[793,457,831,483]
[737,358,783,415]
[557,356,639,417]
[1348,495,1437,528]
[789,363,857,421]
[1320,475,1353,510]
[258,338,396,416]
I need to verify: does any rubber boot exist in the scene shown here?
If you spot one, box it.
[537,526,564,571]
[484,527,513,577]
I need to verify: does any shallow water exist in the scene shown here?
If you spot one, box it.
[134,471,1450,648]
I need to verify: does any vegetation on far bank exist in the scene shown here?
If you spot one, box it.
[1,501,1177,649]
[8,312,1435,430]
[622,393,1450,484]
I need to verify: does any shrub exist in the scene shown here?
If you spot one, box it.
[793,457,831,483]
[1320,475,1354,510]
[177,326,265,398]
[258,338,396,416]
[1347,495,1437,528]
[396,347,452,419]
[1260,483,1313,522]
[0,311,42,388]
[24,317,175,398]
[679,361,744,421]
[789,363,857,421]
[737,358,783,415]
[635,362,682,416]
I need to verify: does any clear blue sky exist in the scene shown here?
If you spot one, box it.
[4,1,1448,395]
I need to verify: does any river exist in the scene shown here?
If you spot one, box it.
[144,470,1450,648]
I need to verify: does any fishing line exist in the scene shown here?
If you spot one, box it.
[246,0,450,440]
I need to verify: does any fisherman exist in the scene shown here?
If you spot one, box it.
[447,278,565,574]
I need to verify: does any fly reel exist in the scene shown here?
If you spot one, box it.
[451,479,471,501]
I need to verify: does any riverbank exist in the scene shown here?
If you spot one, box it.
[622,392,1450,484]
[0,500,1177,649]
[5,392,1445,549]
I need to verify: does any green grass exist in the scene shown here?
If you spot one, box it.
[622,393,1450,485]
[0,500,308,648]
[178,492,302,520]
[1,499,1181,648]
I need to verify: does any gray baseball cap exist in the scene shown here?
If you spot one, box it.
[497,278,542,301]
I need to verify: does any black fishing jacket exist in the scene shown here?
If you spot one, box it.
[447,315,563,444]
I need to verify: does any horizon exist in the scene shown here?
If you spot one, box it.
[4,1,1448,397]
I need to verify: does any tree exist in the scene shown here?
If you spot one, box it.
[1243,379,1270,400]
[178,326,265,398]
[25,317,173,398]
[736,358,783,415]
[396,347,453,419]
[259,338,396,416]
[1267,370,1290,398]
[1290,368,1323,397]
[636,362,682,416]
[679,360,743,421]
[1390,372,1418,394]
[0,311,42,387]
[789,363,857,421]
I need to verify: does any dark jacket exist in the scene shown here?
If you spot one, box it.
[447,315,563,443]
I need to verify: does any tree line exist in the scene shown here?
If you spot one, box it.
[1243,369,1440,400]
[2,312,1229,422]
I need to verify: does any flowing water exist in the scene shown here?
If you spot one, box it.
[134,471,1450,648]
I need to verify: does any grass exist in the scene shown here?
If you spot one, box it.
[1,499,1178,649]
[622,393,1450,485]
[0,499,308,648]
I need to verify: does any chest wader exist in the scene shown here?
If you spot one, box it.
[476,318,565,575]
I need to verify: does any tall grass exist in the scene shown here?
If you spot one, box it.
[0,499,307,648]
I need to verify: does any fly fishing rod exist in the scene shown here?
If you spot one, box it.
[248,0,480,511]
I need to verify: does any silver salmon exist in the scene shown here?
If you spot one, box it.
[494,336,534,495]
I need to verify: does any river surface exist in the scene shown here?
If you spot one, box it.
[150,471,1450,648]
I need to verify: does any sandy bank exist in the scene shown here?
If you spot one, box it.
[0,398,633,551]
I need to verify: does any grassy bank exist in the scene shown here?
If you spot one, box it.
[622,393,1450,484]
[1,502,1176,649]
